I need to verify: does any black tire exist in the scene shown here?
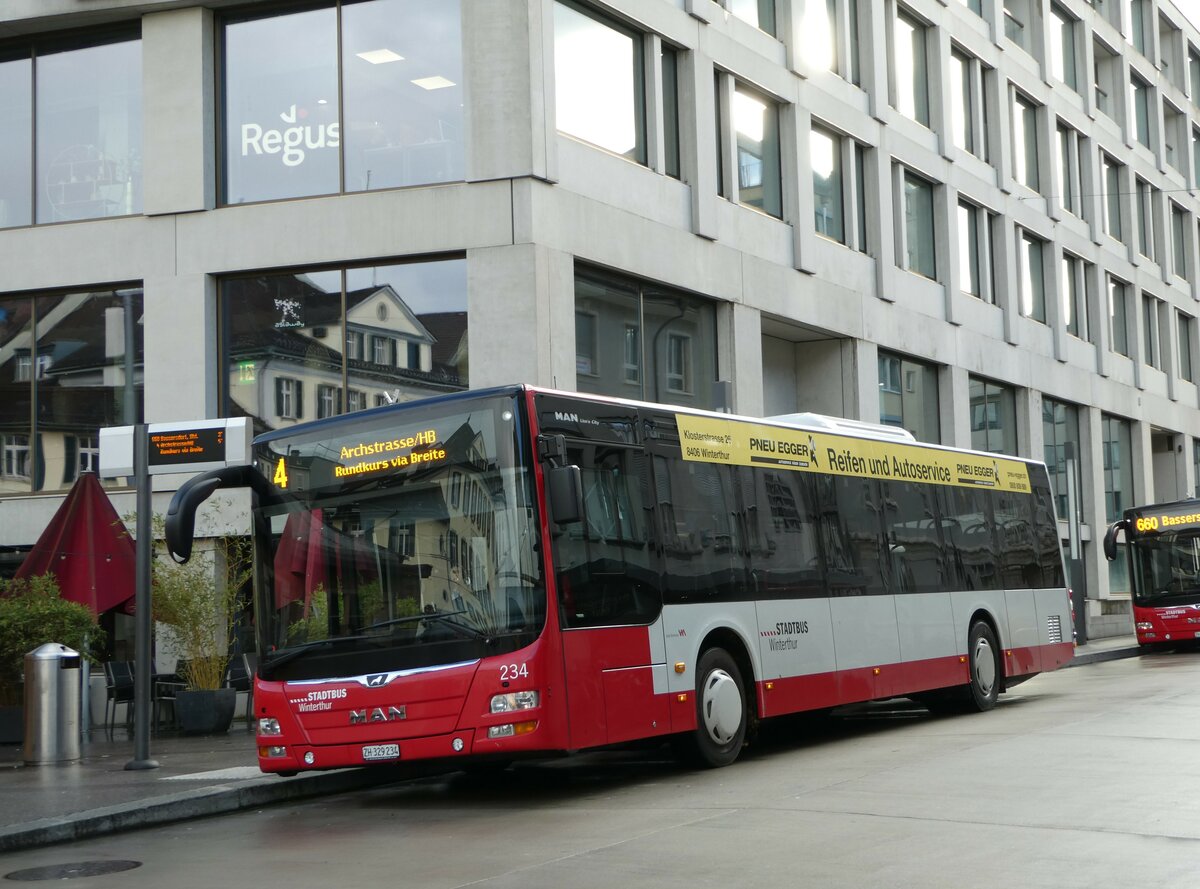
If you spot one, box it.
[680,647,747,768]
[964,620,1001,711]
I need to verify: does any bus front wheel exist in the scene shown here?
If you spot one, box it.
[965,620,1001,711]
[681,647,747,768]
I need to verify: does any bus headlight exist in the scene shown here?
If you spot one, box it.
[490,690,539,713]
[258,718,282,736]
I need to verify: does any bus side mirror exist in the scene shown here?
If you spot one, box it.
[547,464,583,526]
[1102,520,1126,561]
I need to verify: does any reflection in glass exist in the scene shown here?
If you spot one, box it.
[574,269,717,409]
[812,126,844,242]
[903,171,935,279]
[969,377,1017,455]
[222,259,467,432]
[36,38,142,223]
[959,201,981,298]
[734,84,781,218]
[223,7,340,203]
[554,2,644,163]
[0,289,144,494]
[342,0,463,191]
[1013,93,1039,191]
[895,12,929,126]
[1109,277,1129,356]
[950,50,972,153]
[662,47,681,179]
[1050,5,1077,91]
[1019,231,1045,322]
[877,350,939,442]
[728,0,776,35]
[800,0,836,72]
[0,57,32,229]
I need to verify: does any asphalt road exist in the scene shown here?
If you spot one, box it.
[3,650,1199,889]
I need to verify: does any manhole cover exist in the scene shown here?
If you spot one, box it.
[5,861,141,881]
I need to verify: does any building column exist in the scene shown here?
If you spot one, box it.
[466,242,574,390]
[142,275,217,423]
[723,303,763,417]
[143,8,215,215]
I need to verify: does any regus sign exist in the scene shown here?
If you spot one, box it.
[241,105,340,168]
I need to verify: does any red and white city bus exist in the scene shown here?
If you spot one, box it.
[1104,499,1200,649]
[165,385,1074,773]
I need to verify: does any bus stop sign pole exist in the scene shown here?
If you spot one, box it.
[125,424,159,771]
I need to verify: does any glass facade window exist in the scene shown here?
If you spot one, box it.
[1109,276,1130,356]
[0,33,142,228]
[1042,397,1081,523]
[1050,5,1078,92]
[969,377,1017,455]
[0,287,144,495]
[894,10,930,127]
[950,50,973,155]
[1102,413,1133,522]
[1135,179,1154,260]
[1013,92,1039,192]
[1191,48,1200,108]
[574,267,719,410]
[1018,229,1046,323]
[733,82,782,218]
[1131,74,1151,148]
[902,169,936,280]
[1055,123,1079,217]
[1003,0,1032,52]
[1143,294,1161,369]
[958,200,995,303]
[1172,203,1189,280]
[1061,253,1090,341]
[1180,313,1195,382]
[1129,0,1147,55]
[1164,103,1185,172]
[1103,155,1122,240]
[661,47,681,179]
[221,257,467,431]
[878,350,940,442]
[1094,40,1118,119]
[222,1,463,204]
[554,2,644,164]
[800,0,837,73]
[811,125,844,242]
[726,0,776,35]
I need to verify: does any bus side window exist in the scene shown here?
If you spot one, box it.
[937,485,1000,591]
[746,468,824,597]
[991,489,1039,588]
[553,445,659,628]
[654,455,744,604]
[814,475,888,597]
[882,480,948,594]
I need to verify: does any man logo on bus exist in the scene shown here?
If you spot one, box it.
[366,674,389,687]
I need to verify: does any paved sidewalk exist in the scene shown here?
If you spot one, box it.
[0,634,1142,854]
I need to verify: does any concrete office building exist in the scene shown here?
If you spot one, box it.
[2,0,1199,644]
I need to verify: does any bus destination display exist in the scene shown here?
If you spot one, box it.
[271,428,447,490]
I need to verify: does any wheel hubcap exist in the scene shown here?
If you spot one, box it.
[973,638,996,696]
[701,668,742,745]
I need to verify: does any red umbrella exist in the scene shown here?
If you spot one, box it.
[12,472,136,616]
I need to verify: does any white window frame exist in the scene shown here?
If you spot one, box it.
[665,331,693,394]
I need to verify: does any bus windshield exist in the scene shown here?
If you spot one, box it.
[252,393,545,681]
[1130,530,1200,607]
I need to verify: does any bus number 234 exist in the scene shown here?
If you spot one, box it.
[500,663,528,681]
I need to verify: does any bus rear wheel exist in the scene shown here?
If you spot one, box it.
[680,647,747,768]
[965,620,1001,711]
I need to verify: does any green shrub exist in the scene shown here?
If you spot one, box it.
[0,575,104,706]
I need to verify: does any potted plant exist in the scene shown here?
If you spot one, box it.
[0,574,103,743]
[152,535,251,734]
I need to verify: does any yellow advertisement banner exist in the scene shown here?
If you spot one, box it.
[675,414,1031,493]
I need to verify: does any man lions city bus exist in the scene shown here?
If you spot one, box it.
[1104,498,1200,649]
[165,386,1073,773]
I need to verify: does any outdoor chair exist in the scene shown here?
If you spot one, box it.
[102,661,135,737]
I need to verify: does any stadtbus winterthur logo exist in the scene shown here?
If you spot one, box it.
[241,104,341,168]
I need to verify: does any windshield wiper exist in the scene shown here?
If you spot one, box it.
[361,609,492,642]
[261,634,374,672]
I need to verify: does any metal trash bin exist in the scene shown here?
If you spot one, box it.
[23,643,82,765]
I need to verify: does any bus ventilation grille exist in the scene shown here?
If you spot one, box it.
[1047,615,1063,644]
